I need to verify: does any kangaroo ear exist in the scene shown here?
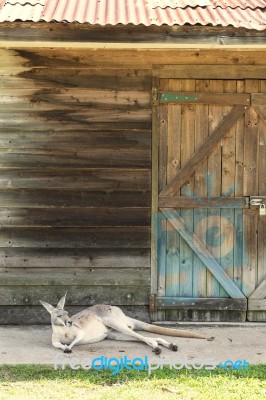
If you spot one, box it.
[56,293,67,310]
[40,300,55,314]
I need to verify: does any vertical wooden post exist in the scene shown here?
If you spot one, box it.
[150,76,160,320]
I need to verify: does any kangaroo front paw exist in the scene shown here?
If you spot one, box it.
[63,347,72,354]
[153,346,162,355]
[170,343,178,352]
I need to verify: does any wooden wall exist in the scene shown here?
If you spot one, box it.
[0,40,266,323]
[0,48,152,323]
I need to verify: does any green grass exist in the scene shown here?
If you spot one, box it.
[0,364,265,400]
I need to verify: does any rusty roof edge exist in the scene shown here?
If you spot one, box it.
[0,21,265,42]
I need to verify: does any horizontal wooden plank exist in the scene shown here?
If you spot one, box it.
[0,119,151,131]
[159,196,249,209]
[0,207,150,227]
[0,267,150,286]
[0,227,150,248]
[0,305,150,324]
[0,89,150,109]
[19,68,152,90]
[5,49,266,68]
[247,311,266,322]
[164,309,246,322]
[160,92,250,105]
[157,297,247,310]
[0,248,150,269]
[0,286,149,306]
[251,93,266,106]
[0,190,151,207]
[0,169,150,190]
[0,78,38,90]
[248,299,266,311]
[154,65,266,79]
[0,108,151,123]
[0,129,151,149]
[0,149,151,168]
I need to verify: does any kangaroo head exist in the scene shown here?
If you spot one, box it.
[40,293,73,327]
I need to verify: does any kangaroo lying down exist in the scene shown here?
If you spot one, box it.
[40,294,205,355]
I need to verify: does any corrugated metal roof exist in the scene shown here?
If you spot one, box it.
[150,0,266,9]
[0,0,265,30]
[2,0,44,4]
[0,0,45,22]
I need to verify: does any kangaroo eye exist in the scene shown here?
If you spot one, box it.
[58,315,62,317]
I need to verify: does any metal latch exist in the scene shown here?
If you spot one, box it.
[250,198,266,215]
[250,198,264,206]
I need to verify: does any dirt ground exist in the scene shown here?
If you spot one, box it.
[0,324,265,366]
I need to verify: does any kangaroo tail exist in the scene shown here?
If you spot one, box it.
[131,319,205,339]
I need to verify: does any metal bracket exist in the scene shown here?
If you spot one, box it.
[160,93,198,103]
[152,87,159,105]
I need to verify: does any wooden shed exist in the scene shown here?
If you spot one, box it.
[0,0,266,324]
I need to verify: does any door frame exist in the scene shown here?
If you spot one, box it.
[150,64,266,320]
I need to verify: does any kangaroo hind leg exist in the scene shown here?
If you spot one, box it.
[126,318,178,352]
[105,321,162,354]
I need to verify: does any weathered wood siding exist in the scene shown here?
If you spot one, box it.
[1,40,266,323]
[0,48,152,323]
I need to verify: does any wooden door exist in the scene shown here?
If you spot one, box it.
[151,78,266,322]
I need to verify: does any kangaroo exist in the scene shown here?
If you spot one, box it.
[40,294,205,355]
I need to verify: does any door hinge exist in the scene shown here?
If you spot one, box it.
[160,92,198,103]
[149,294,157,312]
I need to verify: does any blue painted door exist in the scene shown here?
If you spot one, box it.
[152,78,266,322]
